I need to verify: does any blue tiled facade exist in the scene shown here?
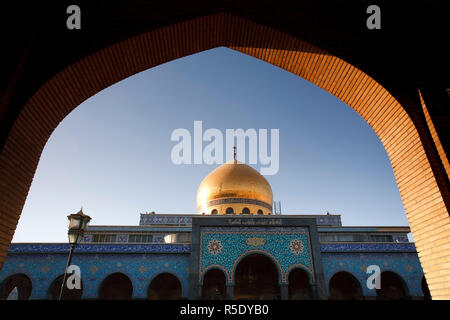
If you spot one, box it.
[322,251,423,297]
[0,216,427,299]
[0,245,190,299]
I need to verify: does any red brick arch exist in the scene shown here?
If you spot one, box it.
[0,13,449,299]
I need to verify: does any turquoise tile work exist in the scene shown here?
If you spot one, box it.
[321,252,424,297]
[0,252,190,299]
[0,242,426,299]
[200,228,314,284]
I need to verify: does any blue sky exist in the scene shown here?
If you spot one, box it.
[12,47,409,242]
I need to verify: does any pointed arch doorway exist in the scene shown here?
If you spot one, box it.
[234,253,280,300]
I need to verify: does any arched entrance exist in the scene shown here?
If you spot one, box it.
[47,274,83,300]
[0,274,32,300]
[329,272,363,300]
[148,273,182,300]
[202,269,226,300]
[98,273,133,300]
[234,253,280,300]
[421,276,431,300]
[0,11,448,298]
[288,268,312,300]
[376,271,408,300]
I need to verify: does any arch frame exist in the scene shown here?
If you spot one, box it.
[327,270,364,300]
[0,12,449,299]
[0,271,34,288]
[378,270,411,298]
[200,265,229,286]
[231,250,283,285]
[97,272,134,300]
[285,264,314,285]
[147,270,184,287]
[0,273,33,300]
[147,271,183,300]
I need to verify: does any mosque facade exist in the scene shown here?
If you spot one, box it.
[0,160,430,300]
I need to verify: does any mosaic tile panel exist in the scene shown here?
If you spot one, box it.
[200,229,313,284]
[1,241,425,299]
[321,252,424,297]
[0,252,190,299]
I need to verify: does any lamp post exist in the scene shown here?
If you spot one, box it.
[59,208,91,300]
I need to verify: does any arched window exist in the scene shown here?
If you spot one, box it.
[376,271,408,300]
[288,268,312,300]
[211,209,218,215]
[0,274,32,300]
[234,253,280,299]
[226,207,234,214]
[98,273,133,300]
[329,271,362,300]
[257,210,263,215]
[242,208,250,214]
[148,273,182,300]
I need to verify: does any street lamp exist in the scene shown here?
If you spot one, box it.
[59,208,91,300]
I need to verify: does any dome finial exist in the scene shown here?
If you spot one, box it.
[233,146,237,161]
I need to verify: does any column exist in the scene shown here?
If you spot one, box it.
[226,284,234,300]
[280,283,289,300]
[312,283,319,300]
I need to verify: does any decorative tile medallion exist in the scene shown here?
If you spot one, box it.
[207,239,223,255]
[289,239,304,255]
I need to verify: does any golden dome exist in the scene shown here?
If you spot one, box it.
[197,160,273,215]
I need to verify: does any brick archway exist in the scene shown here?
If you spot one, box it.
[0,13,449,299]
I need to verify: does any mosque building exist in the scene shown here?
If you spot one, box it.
[0,159,430,300]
